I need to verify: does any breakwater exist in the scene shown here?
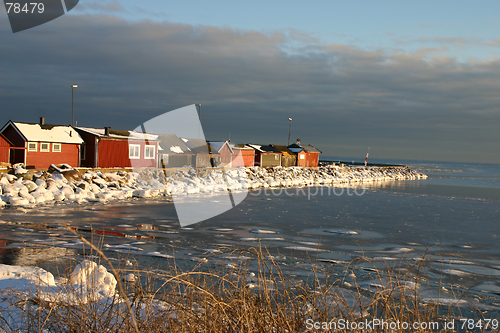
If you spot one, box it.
[0,165,427,207]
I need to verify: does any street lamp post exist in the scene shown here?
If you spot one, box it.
[71,85,78,126]
[198,104,201,139]
[287,117,292,146]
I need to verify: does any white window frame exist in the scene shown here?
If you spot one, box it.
[52,143,61,152]
[27,142,37,152]
[129,144,140,159]
[40,142,50,152]
[300,154,305,160]
[144,145,155,159]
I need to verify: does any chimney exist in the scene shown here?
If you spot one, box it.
[104,127,110,136]
[40,117,45,125]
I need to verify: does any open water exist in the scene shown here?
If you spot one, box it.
[0,160,499,317]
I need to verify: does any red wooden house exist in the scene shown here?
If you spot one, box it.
[0,119,84,169]
[75,127,158,168]
[229,144,255,167]
[288,139,322,167]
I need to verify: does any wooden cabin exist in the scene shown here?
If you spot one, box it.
[247,144,282,167]
[75,127,158,168]
[288,139,322,167]
[208,141,233,167]
[182,138,219,168]
[270,145,297,167]
[1,119,83,169]
[157,134,195,168]
[229,144,255,167]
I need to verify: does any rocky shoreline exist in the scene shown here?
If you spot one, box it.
[0,164,427,207]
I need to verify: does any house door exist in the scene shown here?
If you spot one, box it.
[10,149,25,165]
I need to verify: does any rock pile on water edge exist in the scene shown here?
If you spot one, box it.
[0,165,427,207]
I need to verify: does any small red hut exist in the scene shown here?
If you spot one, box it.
[76,127,158,168]
[0,119,84,169]
[288,139,322,167]
[230,144,255,167]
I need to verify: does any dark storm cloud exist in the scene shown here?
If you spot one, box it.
[0,14,499,162]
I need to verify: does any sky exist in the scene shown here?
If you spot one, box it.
[1,1,500,163]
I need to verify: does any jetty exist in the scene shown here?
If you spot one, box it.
[0,164,427,207]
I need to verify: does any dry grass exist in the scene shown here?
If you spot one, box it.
[0,243,491,333]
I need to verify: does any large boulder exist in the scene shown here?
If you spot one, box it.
[48,164,81,182]
[9,163,33,181]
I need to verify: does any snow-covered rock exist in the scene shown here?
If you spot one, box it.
[0,165,426,208]
[69,260,117,300]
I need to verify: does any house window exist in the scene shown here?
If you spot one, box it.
[129,145,140,159]
[52,143,61,152]
[40,143,50,152]
[28,142,37,152]
[300,155,305,160]
[144,145,155,159]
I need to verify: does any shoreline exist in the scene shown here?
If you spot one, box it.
[0,165,428,208]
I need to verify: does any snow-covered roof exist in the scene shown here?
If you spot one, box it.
[182,138,218,154]
[156,134,192,155]
[13,122,83,144]
[76,127,158,142]
[76,127,128,139]
[129,130,158,141]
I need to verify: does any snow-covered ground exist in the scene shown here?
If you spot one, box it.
[0,260,117,330]
[0,164,427,208]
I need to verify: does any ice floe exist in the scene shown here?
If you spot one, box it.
[285,246,327,252]
[325,230,359,235]
[250,230,276,234]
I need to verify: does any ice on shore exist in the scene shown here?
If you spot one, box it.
[0,260,116,302]
[0,260,121,330]
[0,164,427,208]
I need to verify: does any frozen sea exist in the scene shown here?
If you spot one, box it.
[1,160,499,315]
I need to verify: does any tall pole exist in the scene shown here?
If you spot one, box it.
[287,117,292,146]
[71,85,78,126]
[197,104,201,139]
